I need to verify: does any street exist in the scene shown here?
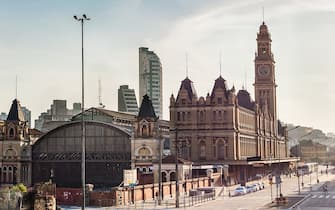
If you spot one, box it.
[294,179,335,210]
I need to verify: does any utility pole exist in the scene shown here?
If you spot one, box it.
[73,14,90,210]
[175,128,180,208]
[157,120,162,205]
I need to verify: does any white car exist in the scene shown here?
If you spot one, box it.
[234,186,247,196]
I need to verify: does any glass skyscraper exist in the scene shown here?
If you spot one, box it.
[139,47,163,118]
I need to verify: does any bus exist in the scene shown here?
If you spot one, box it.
[297,162,318,175]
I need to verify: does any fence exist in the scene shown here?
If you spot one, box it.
[188,192,215,207]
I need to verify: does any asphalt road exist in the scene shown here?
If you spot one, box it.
[295,179,335,210]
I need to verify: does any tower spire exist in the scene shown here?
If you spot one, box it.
[262,6,265,24]
[219,51,222,76]
[185,52,189,78]
[15,75,18,99]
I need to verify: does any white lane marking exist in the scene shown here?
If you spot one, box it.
[326,195,330,199]
[332,195,335,199]
[319,195,324,198]
[312,195,317,198]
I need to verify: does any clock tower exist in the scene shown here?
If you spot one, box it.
[254,22,277,128]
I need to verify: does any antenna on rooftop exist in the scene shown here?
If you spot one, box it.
[185,52,189,78]
[244,70,247,90]
[15,75,18,99]
[98,78,105,108]
[262,6,265,23]
[219,51,222,76]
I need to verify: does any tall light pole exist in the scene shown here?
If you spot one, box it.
[74,14,90,210]
[175,128,180,208]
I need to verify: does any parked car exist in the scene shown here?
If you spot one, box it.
[234,186,247,196]
[258,182,265,189]
[246,185,254,193]
[251,183,260,191]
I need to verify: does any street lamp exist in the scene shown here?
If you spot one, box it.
[74,14,90,210]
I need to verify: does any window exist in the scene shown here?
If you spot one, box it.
[142,124,148,137]
[138,147,151,158]
[199,141,206,159]
[218,141,225,159]
[218,98,222,104]
[213,111,216,121]
[218,111,222,120]
[9,128,14,137]
[200,111,204,121]
[187,112,191,121]
[177,112,180,121]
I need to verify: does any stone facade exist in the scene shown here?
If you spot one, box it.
[0,99,34,186]
[169,22,292,185]
[131,95,169,174]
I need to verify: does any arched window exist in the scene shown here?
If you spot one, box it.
[162,172,167,182]
[199,141,206,160]
[142,125,148,137]
[9,128,14,137]
[138,147,151,159]
[163,138,170,150]
[170,172,176,181]
[218,111,222,120]
[2,167,7,183]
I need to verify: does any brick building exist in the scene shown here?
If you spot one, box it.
[169,22,296,185]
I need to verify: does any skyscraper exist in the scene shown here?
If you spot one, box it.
[118,85,138,114]
[139,47,163,118]
[21,106,31,128]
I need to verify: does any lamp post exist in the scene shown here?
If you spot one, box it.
[74,14,90,210]
[175,128,179,208]
[290,130,313,194]
[156,120,162,205]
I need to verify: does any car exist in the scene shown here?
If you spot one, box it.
[246,185,255,193]
[258,182,265,189]
[234,186,247,196]
[251,183,260,191]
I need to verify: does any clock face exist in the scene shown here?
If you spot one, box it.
[258,65,270,76]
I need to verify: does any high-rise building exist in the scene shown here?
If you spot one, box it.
[118,85,138,114]
[35,100,81,132]
[0,112,7,120]
[139,47,163,118]
[21,106,31,128]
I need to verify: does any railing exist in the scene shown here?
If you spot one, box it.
[188,192,215,207]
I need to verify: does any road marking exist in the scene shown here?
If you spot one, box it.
[312,195,317,198]
[332,195,335,199]
[326,195,330,199]
[319,195,324,198]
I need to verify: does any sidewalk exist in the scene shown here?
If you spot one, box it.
[60,167,334,210]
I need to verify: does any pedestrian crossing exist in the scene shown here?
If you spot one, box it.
[311,193,335,200]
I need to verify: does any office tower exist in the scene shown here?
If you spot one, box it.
[21,106,31,128]
[139,47,163,118]
[118,85,139,114]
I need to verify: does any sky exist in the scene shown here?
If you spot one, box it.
[0,0,334,133]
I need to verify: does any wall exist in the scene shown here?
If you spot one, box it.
[115,176,211,206]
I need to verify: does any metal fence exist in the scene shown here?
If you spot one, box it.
[188,192,215,207]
